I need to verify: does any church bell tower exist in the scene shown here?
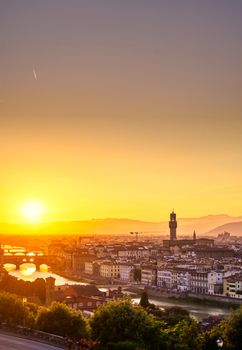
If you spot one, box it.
[169,210,177,240]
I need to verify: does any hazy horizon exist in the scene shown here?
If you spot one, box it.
[1,212,242,225]
[1,212,242,237]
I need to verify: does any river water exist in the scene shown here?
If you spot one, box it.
[9,270,233,321]
[9,269,86,286]
[132,297,232,321]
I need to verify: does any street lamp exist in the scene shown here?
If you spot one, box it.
[216,337,223,348]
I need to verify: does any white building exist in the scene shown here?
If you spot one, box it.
[208,271,224,295]
[118,263,133,281]
[100,261,120,279]
[190,270,209,294]
[141,265,157,286]
[84,261,94,275]
[157,269,172,289]
[176,270,191,292]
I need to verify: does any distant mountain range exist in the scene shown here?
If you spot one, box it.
[1,214,242,236]
[206,221,242,236]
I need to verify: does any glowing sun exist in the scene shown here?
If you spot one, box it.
[20,200,45,223]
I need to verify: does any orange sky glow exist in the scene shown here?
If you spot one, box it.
[1,1,242,224]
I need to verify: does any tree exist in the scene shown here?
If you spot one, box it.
[133,268,141,282]
[139,291,149,308]
[222,305,242,350]
[99,341,143,350]
[89,298,161,349]
[165,319,203,350]
[0,274,46,304]
[160,306,190,326]
[36,302,87,338]
[139,296,190,325]
[0,291,31,327]
[146,302,164,319]
[203,305,242,350]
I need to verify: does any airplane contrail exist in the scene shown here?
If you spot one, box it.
[33,68,37,81]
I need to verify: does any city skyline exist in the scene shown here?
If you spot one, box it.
[1,1,242,224]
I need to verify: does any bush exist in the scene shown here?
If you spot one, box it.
[36,302,87,338]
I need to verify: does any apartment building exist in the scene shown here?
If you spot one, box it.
[118,263,133,281]
[207,271,223,295]
[118,247,150,259]
[223,274,242,298]
[99,261,120,278]
[141,265,157,286]
[190,270,209,294]
[84,261,93,275]
[157,269,172,289]
[175,269,191,292]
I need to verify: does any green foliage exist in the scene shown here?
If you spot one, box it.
[36,302,87,338]
[0,274,46,303]
[159,306,190,326]
[90,298,161,349]
[141,300,190,326]
[100,341,144,350]
[201,306,242,350]
[149,303,167,318]
[6,289,242,350]
[0,291,31,327]
[164,319,203,350]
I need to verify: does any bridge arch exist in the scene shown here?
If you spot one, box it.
[3,263,16,272]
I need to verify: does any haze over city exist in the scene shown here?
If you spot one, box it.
[1,0,242,225]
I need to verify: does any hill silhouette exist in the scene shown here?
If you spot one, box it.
[206,221,242,236]
[1,214,242,236]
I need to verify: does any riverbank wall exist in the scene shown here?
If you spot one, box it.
[145,287,242,306]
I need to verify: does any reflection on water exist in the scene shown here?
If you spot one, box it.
[9,269,86,286]
[19,263,36,276]
[132,297,232,321]
[3,244,84,286]
[3,263,16,272]
[39,264,48,272]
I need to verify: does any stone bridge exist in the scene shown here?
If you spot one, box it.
[2,254,61,270]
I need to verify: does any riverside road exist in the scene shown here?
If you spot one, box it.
[0,333,62,350]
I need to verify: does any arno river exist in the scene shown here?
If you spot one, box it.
[9,269,232,321]
[132,297,232,321]
[9,269,87,286]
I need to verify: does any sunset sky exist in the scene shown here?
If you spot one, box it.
[1,1,242,223]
